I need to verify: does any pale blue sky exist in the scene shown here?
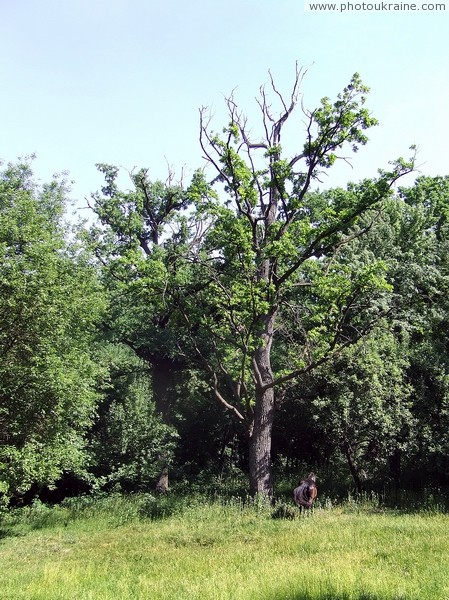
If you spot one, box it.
[2,0,448,213]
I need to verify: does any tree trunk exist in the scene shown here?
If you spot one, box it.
[343,440,363,494]
[249,312,276,499]
[155,467,169,494]
[249,386,275,499]
[389,448,401,486]
[152,357,177,421]
[151,357,178,493]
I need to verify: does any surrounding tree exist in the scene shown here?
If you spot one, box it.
[88,344,178,492]
[88,164,212,491]
[396,177,449,485]
[0,159,105,500]
[273,176,449,491]
[311,327,413,492]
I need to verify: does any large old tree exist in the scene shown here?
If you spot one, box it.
[187,67,416,498]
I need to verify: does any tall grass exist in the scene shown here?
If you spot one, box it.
[0,494,448,600]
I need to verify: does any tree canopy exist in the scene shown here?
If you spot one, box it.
[0,159,105,499]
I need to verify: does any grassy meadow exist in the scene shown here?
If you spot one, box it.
[0,493,448,600]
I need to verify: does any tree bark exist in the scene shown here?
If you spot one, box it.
[155,466,169,494]
[343,440,363,494]
[249,385,275,499]
[151,357,178,493]
[389,448,401,486]
[152,357,177,422]
[249,312,276,499]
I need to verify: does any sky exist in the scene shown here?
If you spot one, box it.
[1,0,448,218]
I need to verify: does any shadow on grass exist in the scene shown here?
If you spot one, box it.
[0,528,22,541]
[139,494,184,520]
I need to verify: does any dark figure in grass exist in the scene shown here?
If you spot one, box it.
[294,473,318,513]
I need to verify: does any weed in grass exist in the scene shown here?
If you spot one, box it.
[271,502,297,520]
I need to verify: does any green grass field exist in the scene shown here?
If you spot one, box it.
[0,494,448,600]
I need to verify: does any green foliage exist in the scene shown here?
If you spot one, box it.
[197,71,416,396]
[89,164,215,365]
[311,327,413,487]
[88,345,178,491]
[273,176,449,489]
[0,159,106,498]
[87,165,217,490]
[305,73,378,169]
